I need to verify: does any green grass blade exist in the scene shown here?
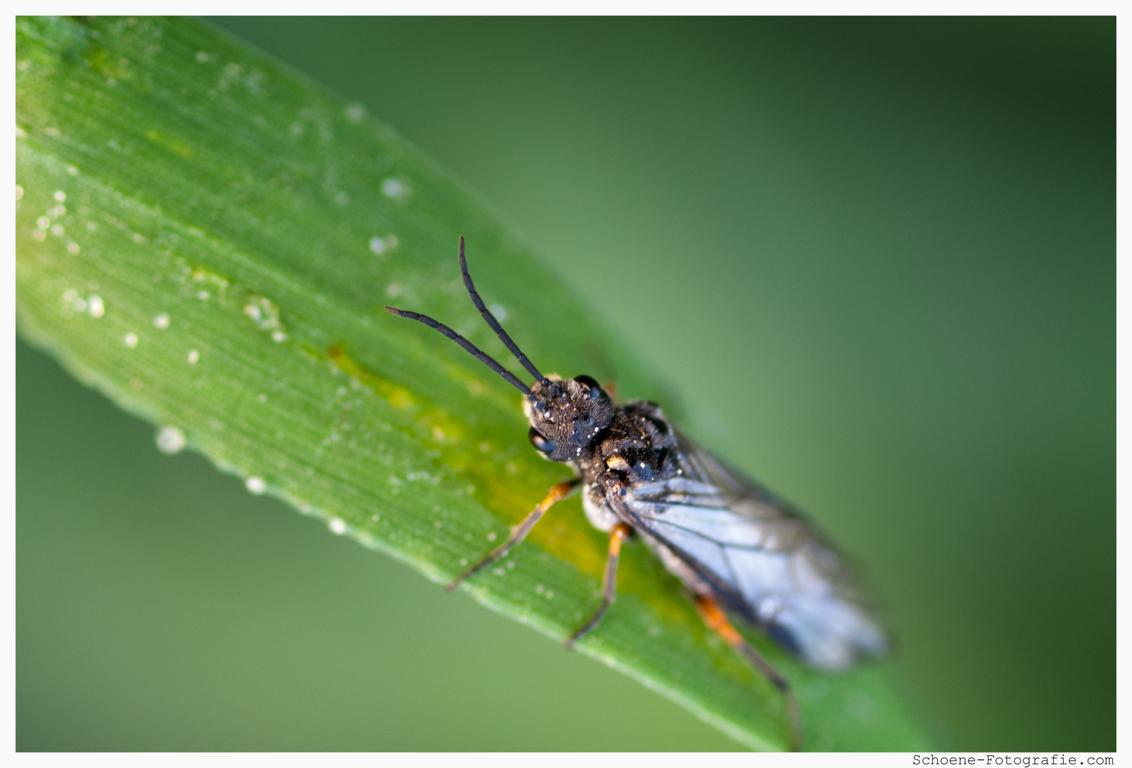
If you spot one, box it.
[16,16,930,750]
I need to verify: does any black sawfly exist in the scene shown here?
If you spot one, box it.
[387,237,890,751]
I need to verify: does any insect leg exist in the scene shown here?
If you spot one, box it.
[446,478,580,592]
[565,522,632,649]
[694,594,802,751]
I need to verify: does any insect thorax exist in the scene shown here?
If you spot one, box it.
[582,400,680,484]
[579,401,712,593]
[577,400,682,516]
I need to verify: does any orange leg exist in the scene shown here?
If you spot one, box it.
[695,594,802,751]
[446,478,580,591]
[565,522,632,648]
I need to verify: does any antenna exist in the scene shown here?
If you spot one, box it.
[458,236,548,384]
[385,306,531,395]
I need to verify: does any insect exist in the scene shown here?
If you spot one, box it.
[387,237,890,750]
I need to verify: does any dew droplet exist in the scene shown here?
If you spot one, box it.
[66,241,80,255]
[381,176,408,199]
[123,332,138,348]
[245,476,266,495]
[155,426,186,455]
[153,312,170,330]
[62,289,86,312]
[186,349,200,365]
[87,294,105,318]
[328,517,348,535]
[53,190,66,203]
[243,294,287,338]
[15,185,23,201]
[345,102,366,122]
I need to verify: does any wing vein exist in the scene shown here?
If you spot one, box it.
[632,496,730,511]
[635,512,773,553]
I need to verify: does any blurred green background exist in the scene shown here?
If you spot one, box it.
[17,17,1113,751]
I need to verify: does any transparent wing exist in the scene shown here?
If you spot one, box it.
[621,430,891,671]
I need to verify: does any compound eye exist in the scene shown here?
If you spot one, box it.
[528,427,555,454]
[574,374,602,397]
